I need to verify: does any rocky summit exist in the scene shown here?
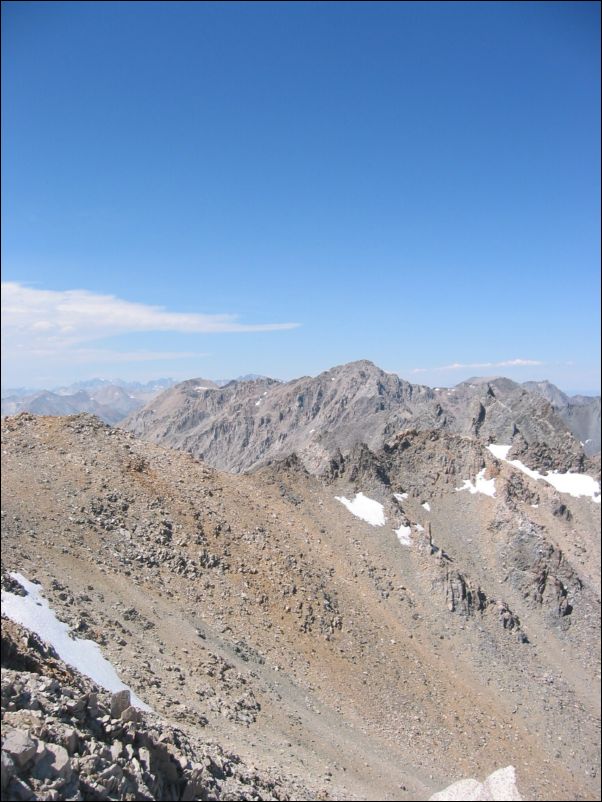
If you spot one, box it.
[1,363,601,802]
[123,361,598,474]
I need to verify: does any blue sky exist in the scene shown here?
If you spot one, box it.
[2,1,600,393]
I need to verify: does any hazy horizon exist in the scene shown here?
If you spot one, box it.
[2,362,600,400]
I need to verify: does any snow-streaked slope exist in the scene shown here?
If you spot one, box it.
[1,572,152,711]
[487,444,600,503]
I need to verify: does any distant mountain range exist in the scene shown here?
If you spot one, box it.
[0,379,176,425]
[3,365,600,459]
[124,361,601,470]
[0,375,273,423]
[2,377,600,800]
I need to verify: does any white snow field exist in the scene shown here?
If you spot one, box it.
[335,492,386,526]
[394,524,412,546]
[456,468,496,497]
[487,444,600,503]
[2,572,152,711]
[429,765,522,801]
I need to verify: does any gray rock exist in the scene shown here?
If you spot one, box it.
[32,742,71,784]
[182,764,205,801]
[2,730,37,768]
[86,691,99,716]
[62,728,79,755]
[120,704,139,723]
[6,776,34,801]
[110,689,131,719]
[110,740,123,761]
[1,750,16,791]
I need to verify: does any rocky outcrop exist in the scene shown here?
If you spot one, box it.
[1,619,314,802]
[492,515,585,627]
[523,381,601,456]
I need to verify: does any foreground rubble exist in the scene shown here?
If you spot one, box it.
[1,618,317,802]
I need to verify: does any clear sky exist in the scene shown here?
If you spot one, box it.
[2,1,600,393]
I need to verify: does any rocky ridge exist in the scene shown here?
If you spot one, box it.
[1,412,600,800]
[522,381,601,456]
[123,361,593,475]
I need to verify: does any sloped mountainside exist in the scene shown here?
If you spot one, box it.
[522,381,601,456]
[123,361,594,474]
[1,614,311,801]
[1,413,600,800]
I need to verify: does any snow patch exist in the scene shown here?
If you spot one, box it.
[487,444,511,461]
[335,493,385,526]
[429,765,522,801]
[2,573,152,711]
[394,524,412,546]
[415,523,425,532]
[255,399,261,406]
[422,502,431,512]
[456,469,496,497]
[545,471,601,502]
[394,492,409,502]
[487,444,600,503]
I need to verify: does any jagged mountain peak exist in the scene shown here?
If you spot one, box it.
[123,360,589,475]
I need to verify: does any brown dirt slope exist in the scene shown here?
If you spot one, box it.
[1,413,600,801]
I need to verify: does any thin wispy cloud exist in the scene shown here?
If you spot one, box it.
[412,358,544,374]
[2,282,299,343]
[1,282,299,369]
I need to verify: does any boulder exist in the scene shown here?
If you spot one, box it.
[31,742,72,784]
[1,751,16,791]
[2,730,37,768]
[110,689,131,719]
[120,705,140,723]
